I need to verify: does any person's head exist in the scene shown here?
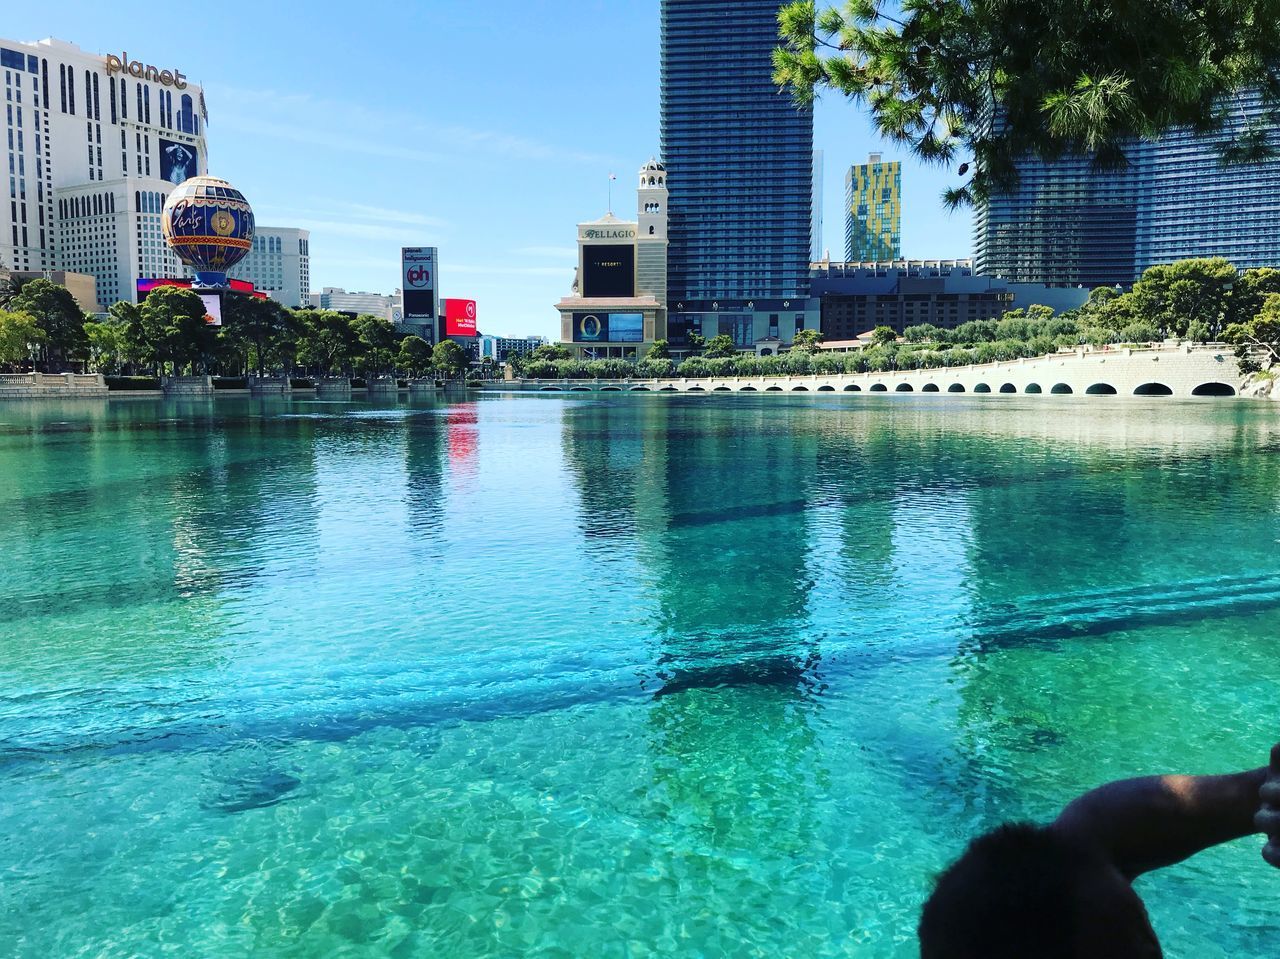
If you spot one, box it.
[918,823,1162,959]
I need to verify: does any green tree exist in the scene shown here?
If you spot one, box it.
[223,296,298,375]
[703,333,738,358]
[1226,267,1280,328]
[775,0,1280,207]
[903,323,946,344]
[396,335,433,376]
[528,342,573,362]
[82,317,128,373]
[647,338,671,359]
[791,328,824,352]
[1223,293,1280,372]
[351,313,398,376]
[0,309,44,368]
[12,278,87,370]
[686,331,707,353]
[432,338,469,380]
[870,325,898,347]
[0,271,16,310]
[136,286,218,375]
[1130,258,1237,337]
[294,309,360,375]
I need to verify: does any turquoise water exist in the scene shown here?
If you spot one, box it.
[2,394,1280,957]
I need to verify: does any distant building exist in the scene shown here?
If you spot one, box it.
[0,36,210,306]
[478,334,547,363]
[845,153,902,262]
[974,89,1280,285]
[228,227,310,308]
[308,287,394,319]
[810,258,1088,338]
[662,0,818,348]
[10,270,102,313]
[556,159,669,360]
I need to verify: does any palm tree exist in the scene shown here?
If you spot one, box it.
[0,269,15,310]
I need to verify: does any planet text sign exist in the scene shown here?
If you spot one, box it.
[104,53,188,89]
[402,247,438,326]
[444,299,477,337]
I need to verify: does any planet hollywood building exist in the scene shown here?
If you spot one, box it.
[0,36,208,306]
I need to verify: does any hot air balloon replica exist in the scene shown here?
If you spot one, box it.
[161,175,255,324]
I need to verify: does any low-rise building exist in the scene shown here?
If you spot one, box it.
[308,287,395,319]
[810,259,1089,337]
[10,269,102,313]
[228,226,310,308]
[478,334,546,363]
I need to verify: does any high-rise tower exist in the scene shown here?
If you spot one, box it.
[845,153,901,262]
[661,0,818,350]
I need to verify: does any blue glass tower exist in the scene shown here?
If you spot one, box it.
[974,91,1280,287]
[662,0,817,349]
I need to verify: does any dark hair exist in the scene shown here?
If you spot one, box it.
[918,823,1122,959]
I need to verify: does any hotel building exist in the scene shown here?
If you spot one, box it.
[974,90,1280,285]
[661,0,819,349]
[845,153,902,262]
[1,37,210,306]
[556,159,669,359]
[228,226,311,308]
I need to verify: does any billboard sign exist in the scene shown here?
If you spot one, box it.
[402,247,438,325]
[159,138,197,186]
[198,292,222,327]
[581,244,635,298]
[443,298,478,337]
[572,312,644,343]
[136,277,268,300]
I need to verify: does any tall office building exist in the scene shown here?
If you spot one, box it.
[975,90,1280,286]
[228,226,311,307]
[844,153,902,262]
[662,0,818,349]
[1,37,209,306]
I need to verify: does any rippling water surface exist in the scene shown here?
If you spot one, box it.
[2,394,1280,957]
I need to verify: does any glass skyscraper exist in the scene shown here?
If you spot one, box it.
[662,0,817,348]
[974,91,1280,287]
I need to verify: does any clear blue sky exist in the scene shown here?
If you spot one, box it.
[24,1,972,337]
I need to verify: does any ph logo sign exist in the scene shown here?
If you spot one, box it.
[406,266,432,288]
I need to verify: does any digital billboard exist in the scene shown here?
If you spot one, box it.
[443,298,477,337]
[402,247,438,323]
[581,244,635,297]
[136,277,267,299]
[572,312,644,343]
[159,138,197,186]
[198,293,222,327]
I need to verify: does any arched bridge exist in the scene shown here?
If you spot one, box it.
[509,344,1244,398]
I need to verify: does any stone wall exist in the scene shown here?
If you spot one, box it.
[0,373,108,399]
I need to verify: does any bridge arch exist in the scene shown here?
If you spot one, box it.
[1192,382,1236,396]
[660,385,678,392]
[1025,383,1042,394]
[739,385,757,392]
[714,386,731,392]
[1051,383,1073,394]
[843,384,861,392]
[570,386,591,392]
[601,386,622,392]
[973,383,992,393]
[1134,383,1173,396]
[539,386,562,392]
[922,383,940,392]
[630,386,650,392]
[870,383,888,392]
[688,386,705,392]
[1086,383,1118,395]
[948,383,965,393]
[818,385,835,392]
[895,383,914,392]
[766,386,783,392]
[791,385,809,392]
[999,383,1017,394]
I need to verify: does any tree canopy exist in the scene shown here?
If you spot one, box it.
[12,278,86,367]
[0,309,45,368]
[774,0,1280,206]
[432,339,470,379]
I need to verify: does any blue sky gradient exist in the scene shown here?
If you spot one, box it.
[24,1,972,336]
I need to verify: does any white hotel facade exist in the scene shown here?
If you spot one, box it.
[2,37,308,308]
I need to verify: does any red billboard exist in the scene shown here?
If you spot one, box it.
[136,277,267,299]
[443,298,477,337]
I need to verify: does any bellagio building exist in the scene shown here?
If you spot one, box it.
[557,159,670,360]
[0,37,208,306]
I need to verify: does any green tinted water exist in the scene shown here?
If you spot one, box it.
[1,394,1279,957]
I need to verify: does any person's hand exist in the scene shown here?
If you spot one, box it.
[1256,744,1280,868]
